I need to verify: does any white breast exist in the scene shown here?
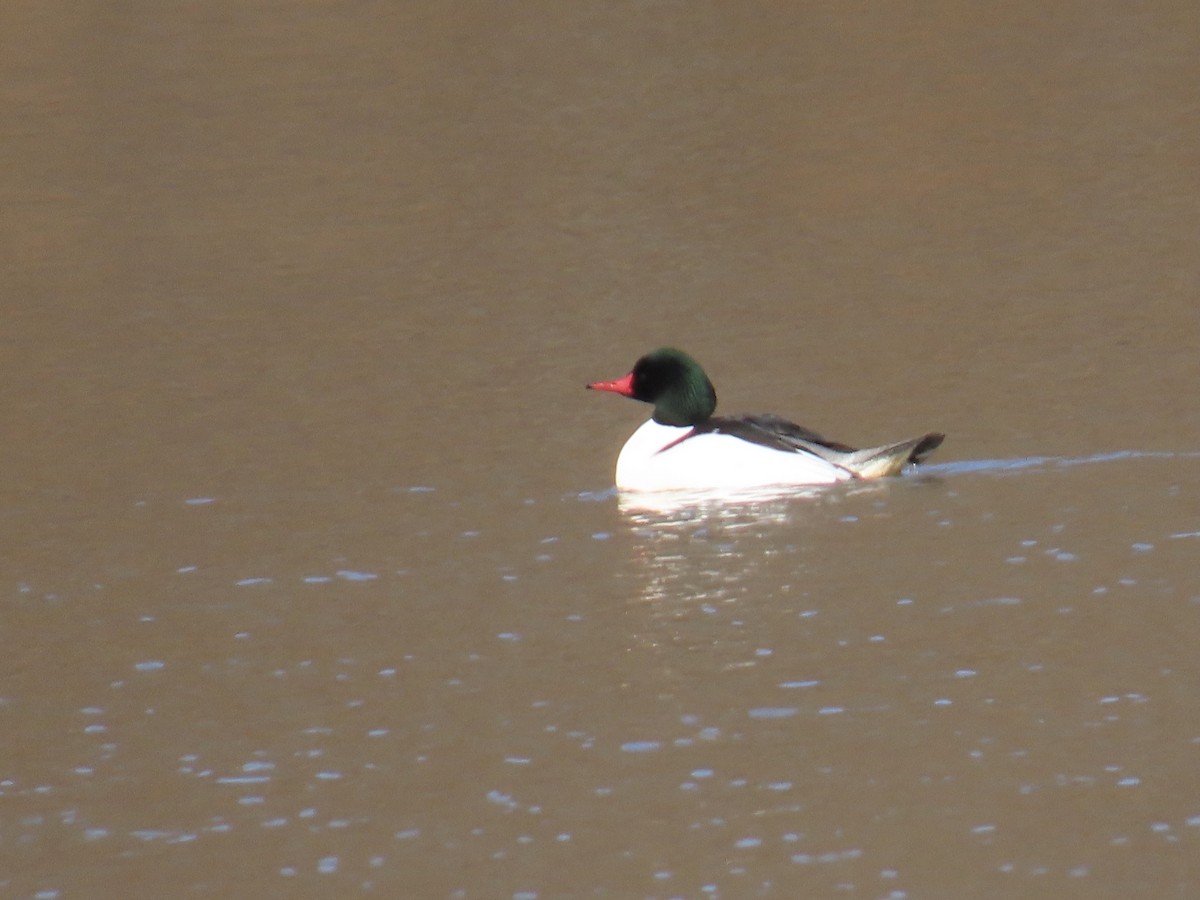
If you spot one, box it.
[613,419,852,492]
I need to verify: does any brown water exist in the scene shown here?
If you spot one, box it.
[4,2,1200,898]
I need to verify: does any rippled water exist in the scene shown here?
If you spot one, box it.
[7,451,1200,897]
[5,1,1199,897]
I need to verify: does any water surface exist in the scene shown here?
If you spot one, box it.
[3,2,1199,897]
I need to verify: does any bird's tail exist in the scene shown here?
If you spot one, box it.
[837,432,945,479]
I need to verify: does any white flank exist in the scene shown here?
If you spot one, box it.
[613,419,852,492]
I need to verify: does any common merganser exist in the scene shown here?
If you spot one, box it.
[587,347,944,492]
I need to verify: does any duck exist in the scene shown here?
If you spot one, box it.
[587,347,944,492]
